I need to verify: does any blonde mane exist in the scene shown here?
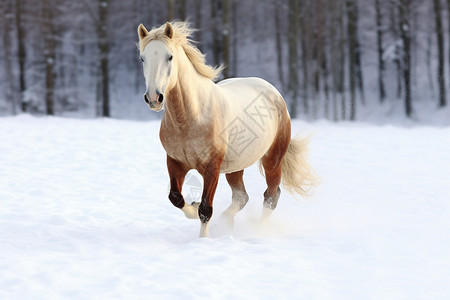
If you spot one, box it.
[138,22,223,81]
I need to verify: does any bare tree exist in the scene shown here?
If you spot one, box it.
[273,0,284,88]
[299,0,311,115]
[346,0,357,120]
[167,0,174,20]
[97,0,110,117]
[211,0,221,67]
[1,0,17,114]
[222,0,230,78]
[425,26,435,99]
[338,0,346,120]
[194,0,203,51]
[353,1,365,105]
[391,8,402,99]
[433,0,446,107]
[231,0,238,76]
[448,0,450,99]
[317,0,330,119]
[398,0,412,117]
[375,0,386,103]
[328,0,340,121]
[178,0,186,20]
[42,0,56,115]
[15,0,27,112]
[288,0,299,117]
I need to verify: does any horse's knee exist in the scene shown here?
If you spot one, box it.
[198,201,213,223]
[169,191,185,209]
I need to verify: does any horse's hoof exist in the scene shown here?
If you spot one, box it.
[191,201,200,209]
[182,203,199,219]
[220,212,235,230]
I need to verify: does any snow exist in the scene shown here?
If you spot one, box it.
[1,115,450,299]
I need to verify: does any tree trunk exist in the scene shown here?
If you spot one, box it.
[433,0,446,107]
[15,0,27,112]
[97,0,110,117]
[42,0,56,116]
[299,1,310,115]
[288,0,299,118]
[338,0,346,120]
[167,0,174,20]
[410,9,418,88]
[328,0,339,121]
[388,6,402,99]
[211,0,221,67]
[346,0,357,120]
[274,0,284,88]
[195,0,203,51]
[222,0,230,78]
[396,55,402,99]
[399,0,412,117]
[426,29,435,99]
[178,0,186,20]
[231,0,238,76]
[2,0,16,114]
[448,0,450,100]
[375,0,386,103]
[317,0,329,119]
[353,2,365,105]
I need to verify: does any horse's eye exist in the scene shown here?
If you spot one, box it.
[168,55,173,62]
[140,56,144,62]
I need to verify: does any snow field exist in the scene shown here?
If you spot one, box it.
[0,115,449,299]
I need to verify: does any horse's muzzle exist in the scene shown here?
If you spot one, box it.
[144,91,164,104]
[144,93,164,111]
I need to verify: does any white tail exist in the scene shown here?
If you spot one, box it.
[280,136,318,196]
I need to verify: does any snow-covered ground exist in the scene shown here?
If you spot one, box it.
[1,115,449,299]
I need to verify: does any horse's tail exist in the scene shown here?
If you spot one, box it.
[279,136,318,196]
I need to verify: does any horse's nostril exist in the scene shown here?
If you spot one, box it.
[158,94,164,103]
[144,94,149,104]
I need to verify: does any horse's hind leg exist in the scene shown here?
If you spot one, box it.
[261,161,282,219]
[261,114,291,219]
[222,170,249,227]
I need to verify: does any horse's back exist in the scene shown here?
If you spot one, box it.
[217,77,282,101]
[216,76,288,123]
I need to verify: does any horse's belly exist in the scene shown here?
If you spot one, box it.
[220,124,277,173]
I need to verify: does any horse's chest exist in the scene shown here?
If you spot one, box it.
[162,137,202,161]
[160,126,215,168]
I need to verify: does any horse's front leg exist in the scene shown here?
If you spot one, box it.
[198,160,222,237]
[167,155,199,219]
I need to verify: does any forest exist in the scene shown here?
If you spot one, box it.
[0,0,449,121]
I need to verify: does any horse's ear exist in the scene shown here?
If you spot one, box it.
[164,22,173,39]
[138,23,148,40]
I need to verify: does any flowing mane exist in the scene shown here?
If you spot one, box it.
[138,22,223,80]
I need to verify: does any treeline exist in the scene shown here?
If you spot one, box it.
[282,0,449,120]
[0,0,448,120]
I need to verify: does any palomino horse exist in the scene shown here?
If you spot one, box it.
[137,22,315,237]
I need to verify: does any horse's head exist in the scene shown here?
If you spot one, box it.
[138,23,177,112]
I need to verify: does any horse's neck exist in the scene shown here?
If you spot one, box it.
[164,65,214,127]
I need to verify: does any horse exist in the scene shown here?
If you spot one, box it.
[137,22,315,237]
